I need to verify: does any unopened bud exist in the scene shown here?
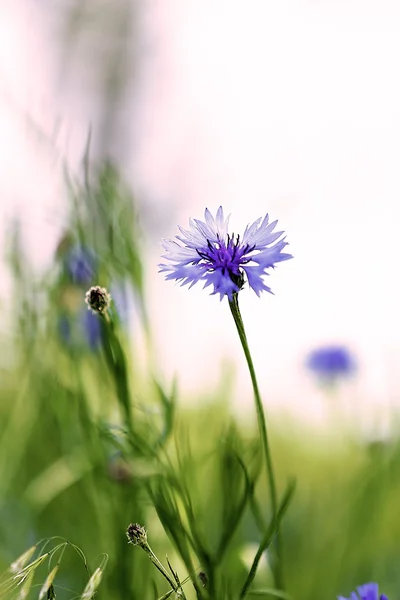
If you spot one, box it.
[126,523,148,548]
[85,286,111,315]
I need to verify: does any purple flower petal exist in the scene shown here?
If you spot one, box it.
[159,207,292,300]
[338,582,388,600]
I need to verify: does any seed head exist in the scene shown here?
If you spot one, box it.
[38,565,59,600]
[85,286,111,315]
[126,523,148,548]
[10,545,37,574]
[80,567,103,599]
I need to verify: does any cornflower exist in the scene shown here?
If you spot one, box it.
[59,308,102,350]
[159,206,291,300]
[159,206,293,592]
[338,582,389,600]
[65,246,95,285]
[307,345,356,382]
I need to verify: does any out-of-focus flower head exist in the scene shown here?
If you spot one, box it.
[58,308,102,351]
[159,206,292,300]
[81,309,102,348]
[306,345,356,382]
[65,246,96,285]
[338,582,389,600]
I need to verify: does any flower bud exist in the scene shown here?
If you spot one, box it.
[85,286,111,315]
[126,523,148,548]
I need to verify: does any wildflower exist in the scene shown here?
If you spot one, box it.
[65,246,95,285]
[159,207,291,300]
[126,523,148,548]
[338,582,389,600]
[59,308,102,350]
[306,345,356,382]
[81,309,102,348]
[85,286,111,315]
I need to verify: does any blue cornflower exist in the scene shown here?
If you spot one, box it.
[159,207,292,300]
[65,246,95,284]
[81,309,102,349]
[338,582,389,600]
[58,309,102,350]
[306,345,356,381]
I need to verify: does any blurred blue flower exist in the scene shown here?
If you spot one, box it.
[65,246,95,284]
[306,345,356,381]
[58,314,72,344]
[159,206,292,300]
[338,582,388,600]
[110,282,130,324]
[58,309,102,351]
[81,309,102,349]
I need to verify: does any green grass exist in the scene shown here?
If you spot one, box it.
[0,162,397,599]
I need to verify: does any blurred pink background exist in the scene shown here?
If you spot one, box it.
[1,0,400,433]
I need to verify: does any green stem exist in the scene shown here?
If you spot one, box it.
[228,294,283,590]
[145,546,178,592]
[100,313,133,432]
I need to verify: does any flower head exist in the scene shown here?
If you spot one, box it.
[159,207,292,300]
[306,345,356,382]
[126,523,148,548]
[65,246,96,285]
[82,309,103,347]
[85,286,111,315]
[59,308,102,350]
[338,582,389,600]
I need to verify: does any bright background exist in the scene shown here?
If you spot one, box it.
[2,3,400,599]
[1,0,400,429]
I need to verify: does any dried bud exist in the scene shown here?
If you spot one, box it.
[126,523,148,548]
[85,286,111,315]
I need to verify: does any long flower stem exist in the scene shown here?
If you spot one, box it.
[228,294,283,590]
[145,546,178,592]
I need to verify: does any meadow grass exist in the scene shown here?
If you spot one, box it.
[0,163,397,599]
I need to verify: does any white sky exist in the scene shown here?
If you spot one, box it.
[1,0,400,431]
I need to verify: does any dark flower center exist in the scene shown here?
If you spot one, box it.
[197,235,254,287]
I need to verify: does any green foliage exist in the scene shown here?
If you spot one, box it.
[0,161,398,599]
